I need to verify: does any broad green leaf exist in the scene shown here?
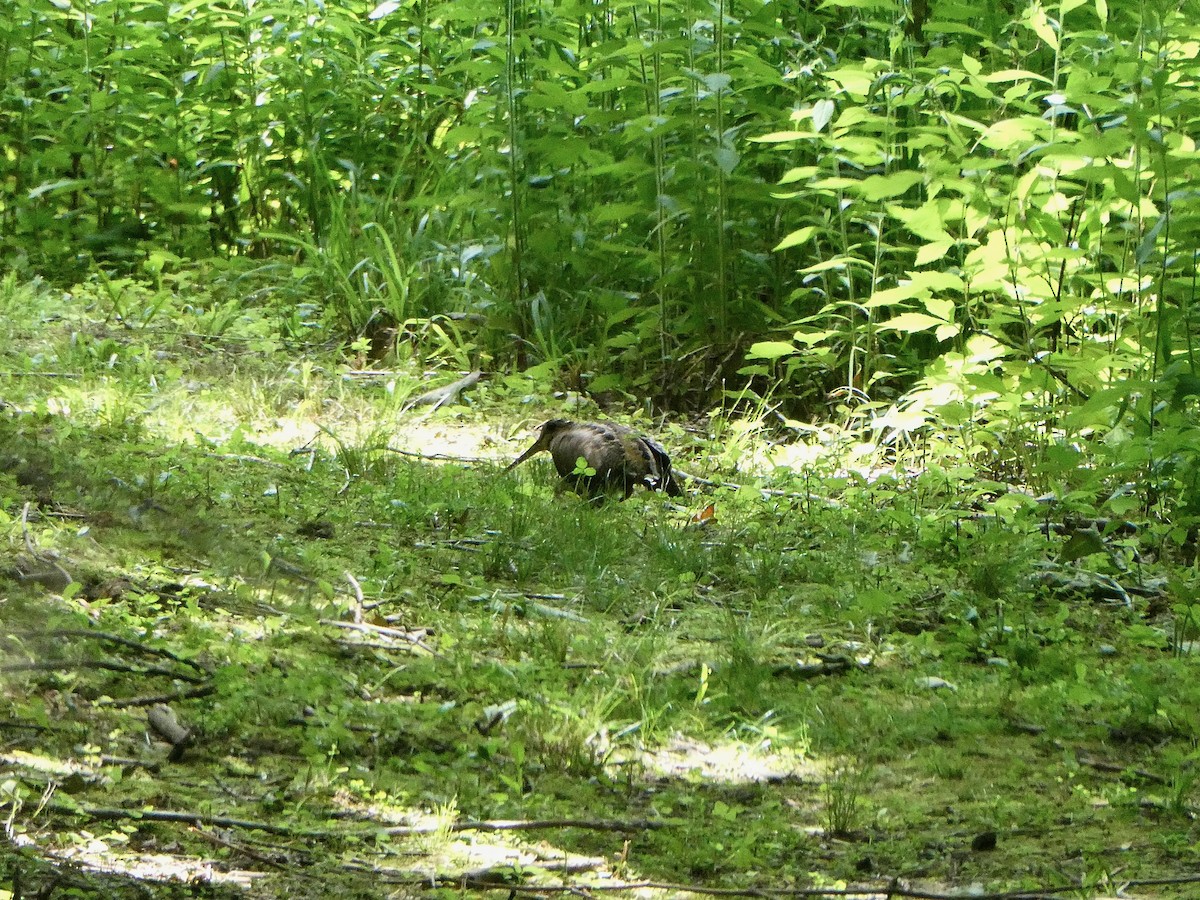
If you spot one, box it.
[1024,4,1059,50]
[1136,215,1166,265]
[812,98,836,132]
[963,335,1007,364]
[909,272,964,294]
[1064,68,1113,98]
[983,69,1054,85]
[203,60,227,85]
[779,166,819,185]
[801,256,875,274]
[943,113,989,134]
[170,0,217,15]
[888,201,955,242]
[838,135,890,161]
[963,231,1012,290]
[924,21,986,37]
[747,341,798,360]
[1105,274,1153,295]
[588,374,623,393]
[833,107,875,129]
[858,170,924,201]
[592,203,646,223]
[145,250,182,275]
[28,179,89,199]
[915,240,955,266]
[1058,528,1105,563]
[865,284,929,308]
[979,117,1048,152]
[793,329,842,345]
[755,131,813,143]
[713,147,739,175]
[826,66,874,98]
[873,405,930,433]
[774,226,817,251]
[878,313,944,333]
[368,0,401,19]
[599,39,649,63]
[811,177,867,191]
[701,73,733,93]
[926,297,956,322]
[820,0,895,10]
[738,364,771,377]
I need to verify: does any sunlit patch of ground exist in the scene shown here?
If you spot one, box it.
[415,837,608,884]
[1,750,97,779]
[137,365,518,466]
[54,347,863,485]
[633,733,819,784]
[1,734,828,895]
[388,419,513,463]
[44,841,264,891]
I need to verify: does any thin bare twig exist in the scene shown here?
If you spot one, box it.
[0,659,208,683]
[345,571,364,624]
[320,619,443,659]
[98,684,217,709]
[203,452,286,468]
[414,874,1200,899]
[385,445,496,465]
[58,803,329,838]
[381,817,669,837]
[402,369,483,412]
[189,825,292,870]
[6,629,209,675]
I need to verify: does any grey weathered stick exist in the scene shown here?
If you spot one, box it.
[404,370,483,411]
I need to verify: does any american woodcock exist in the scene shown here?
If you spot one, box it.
[505,419,682,500]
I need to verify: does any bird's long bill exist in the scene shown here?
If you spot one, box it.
[503,444,541,473]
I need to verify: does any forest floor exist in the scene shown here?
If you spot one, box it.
[2,277,1199,899]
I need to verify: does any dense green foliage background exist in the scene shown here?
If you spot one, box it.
[2,0,1200,516]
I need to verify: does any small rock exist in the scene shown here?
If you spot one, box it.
[914,676,957,691]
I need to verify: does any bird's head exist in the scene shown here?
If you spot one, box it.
[504,419,577,472]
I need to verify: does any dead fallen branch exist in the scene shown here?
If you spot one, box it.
[772,657,863,679]
[380,817,670,837]
[58,805,668,842]
[403,369,483,411]
[6,628,210,675]
[98,684,217,709]
[57,803,328,838]
[0,659,208,683]
[417,872,1200,899]
[203,451,287,468]
[189,824,294,870]
[386,446,492,464]
[320,619,443,659]
[1073,749,1166,784]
